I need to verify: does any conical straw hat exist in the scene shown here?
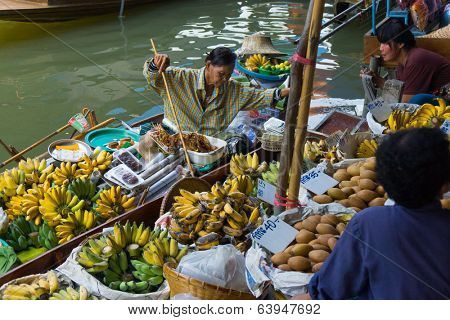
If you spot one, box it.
[236,33,286,56]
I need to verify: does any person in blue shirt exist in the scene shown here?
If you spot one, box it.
[295,128,450,300]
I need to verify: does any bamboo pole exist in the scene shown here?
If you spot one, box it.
[287,0,325,209]
[275,0,314,213]
[150,38,195,177]
[0,123,72,168]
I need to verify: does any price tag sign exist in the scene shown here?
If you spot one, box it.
[440,119,450,135]
[257,179,276,205]
[368,98,392,122]
[251,216,298,254]
[300,168,338,195]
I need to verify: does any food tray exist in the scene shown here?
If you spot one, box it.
[48,139,92,163]
[103,164,144,190]
[84,128,140,152]
[186,135,227,166]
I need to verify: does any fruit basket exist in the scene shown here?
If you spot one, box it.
[163,262,254,300]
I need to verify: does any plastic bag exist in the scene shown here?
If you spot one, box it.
[176,244,249,292]
[137,131,161,163]
[0,208,8,235]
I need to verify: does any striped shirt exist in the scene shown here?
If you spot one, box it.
[143,59,276,136]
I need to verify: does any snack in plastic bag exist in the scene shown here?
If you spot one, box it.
[176,244,249,292]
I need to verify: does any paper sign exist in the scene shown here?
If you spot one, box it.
[367,98,392,122]
[251,216,298,254]
[440,119,450,135]
[300,168,338,195]
[257,179,276,205]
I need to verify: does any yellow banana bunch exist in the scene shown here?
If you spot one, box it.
[5,183,50,225]
[408,99,450,128]
[55,210,97,244]
[17,158,54,185]
[50,162,83,186]
[244,54,270,71]
[169,183,262,250]
[142,231,187,267]
[304,140,325,162]
[356,139,378,158]
[95,186,136,220]
[223,175,254,195]
[49,286,96,300]
[39,185,86,227]
[78,150,113,176]
[230,152,268,178]
[0,168,26,199]
[0,271,59,300]
[386,109,420,131]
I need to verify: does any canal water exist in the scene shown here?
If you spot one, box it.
[0,0,371,159]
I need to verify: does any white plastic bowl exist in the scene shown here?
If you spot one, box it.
[185,135,227,166]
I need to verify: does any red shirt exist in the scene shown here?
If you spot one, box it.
[396,47,450,95]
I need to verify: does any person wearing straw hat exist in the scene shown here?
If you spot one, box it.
[143,45,289,136]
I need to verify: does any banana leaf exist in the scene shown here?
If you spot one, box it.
[0,246,18,275]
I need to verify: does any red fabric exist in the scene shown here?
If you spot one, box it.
[290,53,315,66]
[396,47,450,95]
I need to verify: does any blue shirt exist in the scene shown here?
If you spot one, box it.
[308,202,450,299]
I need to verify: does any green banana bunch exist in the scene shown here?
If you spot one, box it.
[5,216,41,252]
[50,286,98,300]
[68,177,99,204]
[37,222,59,250]
[261,161,280,185]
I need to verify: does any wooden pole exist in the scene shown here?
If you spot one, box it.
[150,38,195,177]
[287,0,325,209]
[275,0,314,213]
[0,123,72,168]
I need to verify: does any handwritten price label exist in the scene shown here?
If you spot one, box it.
[441,119,450,135]
[300,168,338,195]
[257,179,276,205]
[251,216,298,254]
[368,98,391,122]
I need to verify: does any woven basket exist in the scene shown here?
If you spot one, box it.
[159,177,211,216]
[420,25,450,39]
[258,132,283,152]
[163,262,255,300]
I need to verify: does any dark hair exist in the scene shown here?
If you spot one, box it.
[376,19,416,50]
[205,47,236,66]
[375,128,450,208]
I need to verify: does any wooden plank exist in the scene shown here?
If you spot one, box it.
[363,32,450,68]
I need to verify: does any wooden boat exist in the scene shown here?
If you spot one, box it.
[0,148,279,286]
[0,0,160,22]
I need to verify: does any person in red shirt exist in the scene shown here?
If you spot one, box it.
[367,19,450,104]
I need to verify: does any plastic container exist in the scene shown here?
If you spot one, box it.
[186,135,227,166]
[115,149,143,173]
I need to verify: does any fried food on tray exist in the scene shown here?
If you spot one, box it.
[149,124,216,153]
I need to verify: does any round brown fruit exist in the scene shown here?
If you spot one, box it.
[317,234,334,246]
[328,237,337,250]
[271,252,291,266]
[348,194,367,209]
[363,157,376,171]
[284,245,295,255]
[287,256,311,272]
[375,185,385,196]
[360,169,377,181]
[356,190,378,203]
[350,176,361,183]
[340,180,357,188]
[352,186,362,193]
[333,169,352,182]
[312,262,324,273]
[316,223,339,235]
[312,244,331,252]
[347,162,363,176]
[320,214,340,226]
[327,188,346,200]
[291,244,313,257]
[308,239,320,245]
[296,229,316,244]
[307,215,322,223]
[368,197,386,207]
[358,178,377,191]
[339,199,351,207]
[312,194,333,204]
[341,187,354,196]
[294,221,303,230]
[301,218,319,233]
[336,222,346,234]
[277,264,292,271]
[309,250,330,263]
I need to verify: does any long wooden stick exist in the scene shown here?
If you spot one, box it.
[150,38,195,176]
[0,123,72,168]
[275,0,315,213]
[287,0,325,209]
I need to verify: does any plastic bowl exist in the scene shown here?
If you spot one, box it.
[185,135,227,166]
